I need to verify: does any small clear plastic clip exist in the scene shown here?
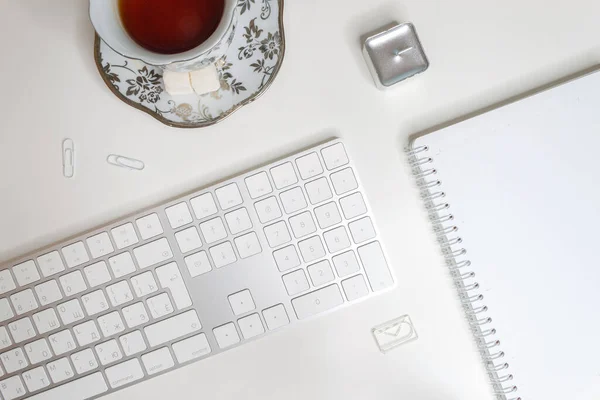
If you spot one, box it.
[107,154,145,171]
[62,138,75,178]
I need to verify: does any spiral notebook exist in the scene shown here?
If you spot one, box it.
[408,69,600,400]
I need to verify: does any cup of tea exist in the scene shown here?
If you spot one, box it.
[89,0,238,72]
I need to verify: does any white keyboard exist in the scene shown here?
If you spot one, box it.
[0,139,394,400]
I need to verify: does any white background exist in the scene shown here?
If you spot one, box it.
[0,0,598,399]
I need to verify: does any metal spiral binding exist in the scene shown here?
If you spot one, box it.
[406,145,521,400]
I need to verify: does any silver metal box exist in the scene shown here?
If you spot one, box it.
[363,23,429,89]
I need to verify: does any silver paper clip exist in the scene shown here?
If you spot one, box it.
[106,154,145,171]
[62,139,75,178]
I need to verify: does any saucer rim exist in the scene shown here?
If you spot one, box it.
[93,0,286,129]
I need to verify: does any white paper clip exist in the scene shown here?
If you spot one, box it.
[107,154,145,171]
[62,139,75,178]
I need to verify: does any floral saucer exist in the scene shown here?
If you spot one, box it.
[94,0,285,128]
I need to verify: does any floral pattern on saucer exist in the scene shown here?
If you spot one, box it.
[94,0,284,128]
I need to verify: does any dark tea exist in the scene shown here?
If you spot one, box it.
[119,0,225,55]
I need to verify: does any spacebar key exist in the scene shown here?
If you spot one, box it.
[29,373,108,400]
[292,284,344,319]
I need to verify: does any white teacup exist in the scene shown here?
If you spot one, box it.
[89,0,238,72]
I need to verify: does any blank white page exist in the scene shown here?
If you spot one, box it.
[413,70,600,400]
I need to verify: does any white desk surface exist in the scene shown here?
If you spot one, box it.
[0,1,598,399]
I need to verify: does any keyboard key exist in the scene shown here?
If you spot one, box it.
[332,251,360,277]
[245,171,273,199]
[73,320,101,346]
[35,280,62,306]
[199,217,227,244]
[59,270,87,296]
[144,310,201,347]
[24,339,52,365]
[0,270,16,295]
[136,213,163,240]
[273,245,301,272]
[0,327,11,351]
[57,299,83,325]
[36,252,65,278]
[323,226,351,253]
[106,281,133,307]
[27,372,107,400]
[340,192,367,219]
[105,359,144,388]
[190,193,218,220]
[270,162,298,189]
[349,217,376,243]
[120,331,147,356]
[47,357,74,383]
[131,271,158,297]
[122,302,149,328]
[1,347,28,373]
[279,187,307,214]
[175,226,203,253]
[173,333,211,363]
[22,366,50,392]
[184,251,212,277]
[307,260,335,286]
[213,323,240,349]
[298,236,326,263]
[282,269,309,296]
[209,242,237,268]
[234,232,262,259]
[97,312,125,337]
[155,262,192,309]
[86,232,115,259]
[264,221,291,248]
[142,347,174,375]
[0,375,26,400]
[82,290,109,316]
[32,309,60,334]
[228,289,255,316]
[165,202,193,229]
[12,260,40,286]
[84,261,111,287]
[254,196,282,224]
[70,348,98,374]
[225,207,253,234]
[238,313,264,339]
[108,252,136,278]
[342,275,370,301]
[292,284,344,319]
[8,318,35,343]
[321,142,349,170]
[331,168,358,195]
[289,211,317,238]
[133,238,173,269]
[262,304,289,330]
[358,241,393,291]
[110,223,139,250]
[95,339,122,366]
[146,293,174,319]
[215,183,243,210]
[48,330,76,356]
[0,299,13,322]
[10,289,38,315]
[305,177,333,205]
[295,152,324,180]
[61,242,90,268]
